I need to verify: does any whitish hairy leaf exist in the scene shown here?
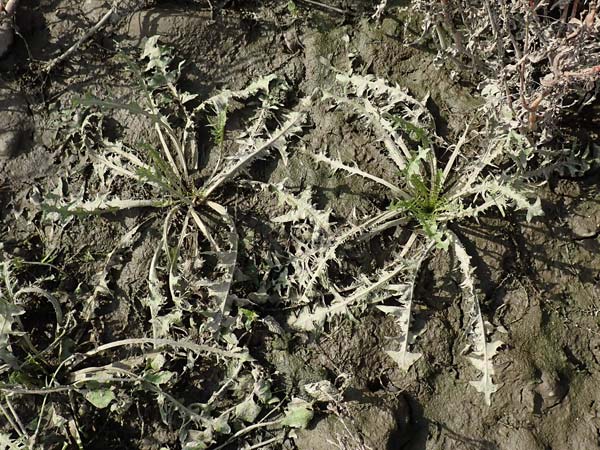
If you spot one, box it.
[165,209,189,311]
[294,208,410,304]
[321,63,433,170]
[313,152,405,197]
[334,72,429,114]
[377,239,432,372]
[268,182,332,234]
[287,304,343,332]
[290,257,413,331]
[383,348,423,372]
[0,262,25,368]
[83,222,144,320]
[378,304,422,372]
[0,433,27,450]
[197,74,277,113]
[322,89,410,171]
[201,202,239,331]
[294,237,340,304]
[454,179,543,223]
[487,183,543,222]
[145,245,169,340]
[0,299,24,368]
[43,193,166,218]
[203,111,305,199]
[452,234,502,405]
[468,340,503,403]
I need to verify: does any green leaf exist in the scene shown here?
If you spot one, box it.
[281,398,313,429]
[212,415,231,434]
[144,370,174,385]
[390,115,431,148]
[85,388,116,409]
[149,353,166,371]
[255,379,274,404]
[183,443,208,450]
[235,397,261,422]
[207,105,228,146]
[287,0,298,16]
[239,308,258,325]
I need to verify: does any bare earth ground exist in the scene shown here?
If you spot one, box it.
[1,1,600,449]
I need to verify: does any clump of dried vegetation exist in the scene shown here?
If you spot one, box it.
[409,0,600,174]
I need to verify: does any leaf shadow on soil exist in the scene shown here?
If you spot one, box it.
[400,396,499,450]
[435,423,499,450]
[452,212,599,300]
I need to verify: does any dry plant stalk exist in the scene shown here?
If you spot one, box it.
[412,0,600,169]
[0,0,19,16]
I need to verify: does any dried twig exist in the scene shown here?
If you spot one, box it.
[299,0,347,15]
[44,1,139,73]
[372,0,388,20]
[44,6,116,72]
[0,0,19,17]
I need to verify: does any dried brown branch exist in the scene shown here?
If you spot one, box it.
[44,1,141,73]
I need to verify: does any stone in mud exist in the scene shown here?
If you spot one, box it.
[534,371,568,409]
[0,87,31,159]
[294,395,409,450]
[567,200,600,238]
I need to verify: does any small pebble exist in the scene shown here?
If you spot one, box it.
[567,201,600,239]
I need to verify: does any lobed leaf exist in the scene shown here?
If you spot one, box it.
[452,233,502,405]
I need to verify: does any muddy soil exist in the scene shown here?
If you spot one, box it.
[1,1,599,449]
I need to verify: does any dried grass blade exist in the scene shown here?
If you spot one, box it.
[441,123,470,186]
[452,233,502,405]
[154,122,183,179]
[190,207,221,252]
[202,111,305,199]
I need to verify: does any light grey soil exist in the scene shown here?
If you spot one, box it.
[1,1,599,449]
